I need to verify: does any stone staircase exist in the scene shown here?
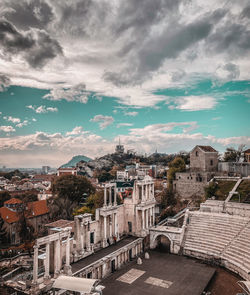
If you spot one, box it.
[225,178,242,202]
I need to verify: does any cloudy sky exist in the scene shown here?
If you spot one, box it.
[0,0,250,168]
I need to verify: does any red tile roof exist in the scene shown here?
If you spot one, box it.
[4,198,22,205]
[0,200,49,224]
[0,207,19,223]
[26,200,49,218]
[197,145,217,152]
[244,149,250,154]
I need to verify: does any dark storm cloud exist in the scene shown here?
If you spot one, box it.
[104,9,227,86]
[115,0,181,35]
[0,74,11,91]
[207,22,250,57]
[2,0,54,30]
[0,20,63,68]
[241,5,250,19]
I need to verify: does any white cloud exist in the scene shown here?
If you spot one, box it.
[124,111,138,117]
[32,118,37,121]
[16,120,28,128]
[117,123,133,128]
[66,126,84,136]
[43,84,89,104]
[0,124,249,167]
[212,116,222,120]
[169,96,218,111]
[90,115,114,129]
[0,125,15,132]
[27,105,58,113]
[3,116,21,124]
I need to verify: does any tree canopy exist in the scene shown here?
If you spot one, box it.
[167,157,186,187]
[52,174,95,203]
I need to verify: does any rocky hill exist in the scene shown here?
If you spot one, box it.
[60,155,92,168]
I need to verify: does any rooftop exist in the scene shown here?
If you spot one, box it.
[197,145,218,152]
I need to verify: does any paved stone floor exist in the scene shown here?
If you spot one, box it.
[102,251,216,295]
[71,236,137,274]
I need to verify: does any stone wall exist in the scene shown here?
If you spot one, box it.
[200,200,250,217]
[173,172,214,199]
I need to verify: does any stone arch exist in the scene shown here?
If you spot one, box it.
[150,233,172,253]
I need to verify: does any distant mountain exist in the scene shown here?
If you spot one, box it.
[60,155,92,168]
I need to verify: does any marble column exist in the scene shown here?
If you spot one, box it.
[114,213,117,237]
[142,210,145,230]
[104,187,107,207]
[153,207,155,225]
[80,222,84,253]
[87,228,91,251]
[149,208,152,227]
[54,239,61,276]
[114,187,117,206]
[103,216,107,244]
[75,217,81,252]
[146,184,148,200]
[109,187,112,206]
[146,209,149,229]
[44,242,50,279]
[109,215,112,239]
[32,245,39,284]
[64,235,72,275]
[142,185,145,202]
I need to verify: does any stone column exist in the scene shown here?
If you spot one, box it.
[44,242,50,279]
[109,187,112,206]
[114,186,117,206]
[146,209,149,229]
[32,245,39,284]
[149,208,152,227]
[142,210,145,230]
[75,216,81,252]
[103,216,107,246]
[152,184,154,199]
[80,222,84,253]
[104,187,107,208]
[87,227,91,252]
[153,207,155,225]
[54,239,61,276]
[109,215,112,239]
[146,184,148,200]
[114,212,117,237]
[64,235,72,275]
[142,185,145,202]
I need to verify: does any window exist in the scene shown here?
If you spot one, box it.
[210,159,213,166]
[196,151,199,156]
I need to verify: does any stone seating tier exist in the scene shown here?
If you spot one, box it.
[183,212,250,280]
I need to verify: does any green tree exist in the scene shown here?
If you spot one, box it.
[0,216,7,244]
[168,157,186,188]
[224,144,245,162]
[49,196,78,221]
[52,175,95,203]
[0,191,11,207]
[204,182,218,199]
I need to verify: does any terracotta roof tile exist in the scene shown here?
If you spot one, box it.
[4,198,22,205]
[197,145,217,152]
[0,200,49,224]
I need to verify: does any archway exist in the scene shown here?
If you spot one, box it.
[154,234,171,253]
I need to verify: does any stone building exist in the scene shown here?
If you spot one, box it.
[190,145,218,172]
[173,145,219,199]
[0,198,49,244]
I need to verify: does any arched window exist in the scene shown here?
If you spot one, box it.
[210,159,213,166]
[196,151,199,156]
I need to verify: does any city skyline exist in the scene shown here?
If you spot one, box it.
[0,0,250,167]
